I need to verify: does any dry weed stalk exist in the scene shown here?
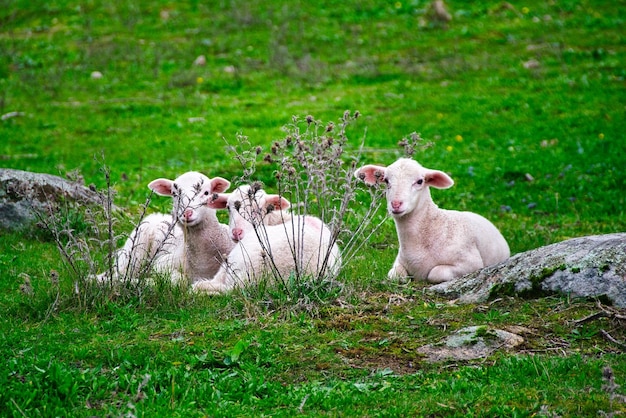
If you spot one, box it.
[224,111,387,297]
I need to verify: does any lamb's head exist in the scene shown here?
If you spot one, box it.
[148,171,231,228]
[354,158,454,217]
[207,184,290,242]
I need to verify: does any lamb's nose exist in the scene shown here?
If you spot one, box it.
[391,201,402,210]
[232,228,244,241]
[184,209,194,220]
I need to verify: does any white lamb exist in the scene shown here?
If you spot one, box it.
[98,171,234,284]
[192,185,342,293]
[355,158,510,283]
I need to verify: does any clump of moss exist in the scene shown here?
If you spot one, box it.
[489,264,567,301]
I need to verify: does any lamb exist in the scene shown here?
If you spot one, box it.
[98,171,235,284]
[354,158,510,283]
[192,184,341,293]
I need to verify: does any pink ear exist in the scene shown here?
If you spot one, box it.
[148,178,174,196]
[265,194,291,210]
[207,193,229,209]
[425,170,454,189]
[355,164,387,186]
[210,177,231,194]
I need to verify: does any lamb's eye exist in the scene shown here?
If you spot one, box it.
[416,179,424,185]
[204,190,210,196]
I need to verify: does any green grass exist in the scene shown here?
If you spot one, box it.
[2,0,626,416]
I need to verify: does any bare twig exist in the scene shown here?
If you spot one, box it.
[600,330,626,350]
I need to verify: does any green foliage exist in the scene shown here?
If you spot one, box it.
[1,0,625,416]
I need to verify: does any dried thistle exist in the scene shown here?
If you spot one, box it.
[251,181,263,193]
[50,269,59,285]
[19,273,33,296]
[601,366,626,417]
[399,132,433,157]
[221,111,386,302]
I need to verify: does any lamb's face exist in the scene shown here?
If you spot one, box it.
[355,158,454,218]
[221,185,290,242]
[171,173,214,227]
[383,159,432,217]
[225,186,267,241]
[148,171,230,228]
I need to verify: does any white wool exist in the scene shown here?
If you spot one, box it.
[193,185,341,293]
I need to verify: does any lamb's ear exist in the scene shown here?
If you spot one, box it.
[264,194,291,211]
[425,170,454,189]
[210,177,231,194]
[207,193,229,209]
[148,178,175,196]
[354,164,387,186]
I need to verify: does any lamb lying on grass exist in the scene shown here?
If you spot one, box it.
[192,184,342,294]
[355,158,510,283]
[97,171,234,284]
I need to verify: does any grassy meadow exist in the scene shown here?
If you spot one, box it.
[1,0,625,416]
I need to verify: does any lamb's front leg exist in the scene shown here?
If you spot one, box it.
[387,255,410,281]
[191,269,233,294]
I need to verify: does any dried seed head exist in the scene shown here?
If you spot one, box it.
[288,166,297,176]
[251,181,263,193]
[19,283,33,296]
[326,123,334,132]
[603,367,614,381]
[410,132,422,142]
[211,193,219,202]
[358,172,366,180]
[285,135,293,145]
[255,146,263,155]
[354,110,360,118]
[343,110,350,120]
[306,115,314,124]
[50,269,59,285]
[266,204,275,213]
[264,154,273,163]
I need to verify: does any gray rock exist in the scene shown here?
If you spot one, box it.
[417,325,524,362]
[429,233,626,307]
[0,168,108,230]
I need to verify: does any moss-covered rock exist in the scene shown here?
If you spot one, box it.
[428,234,626,307]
